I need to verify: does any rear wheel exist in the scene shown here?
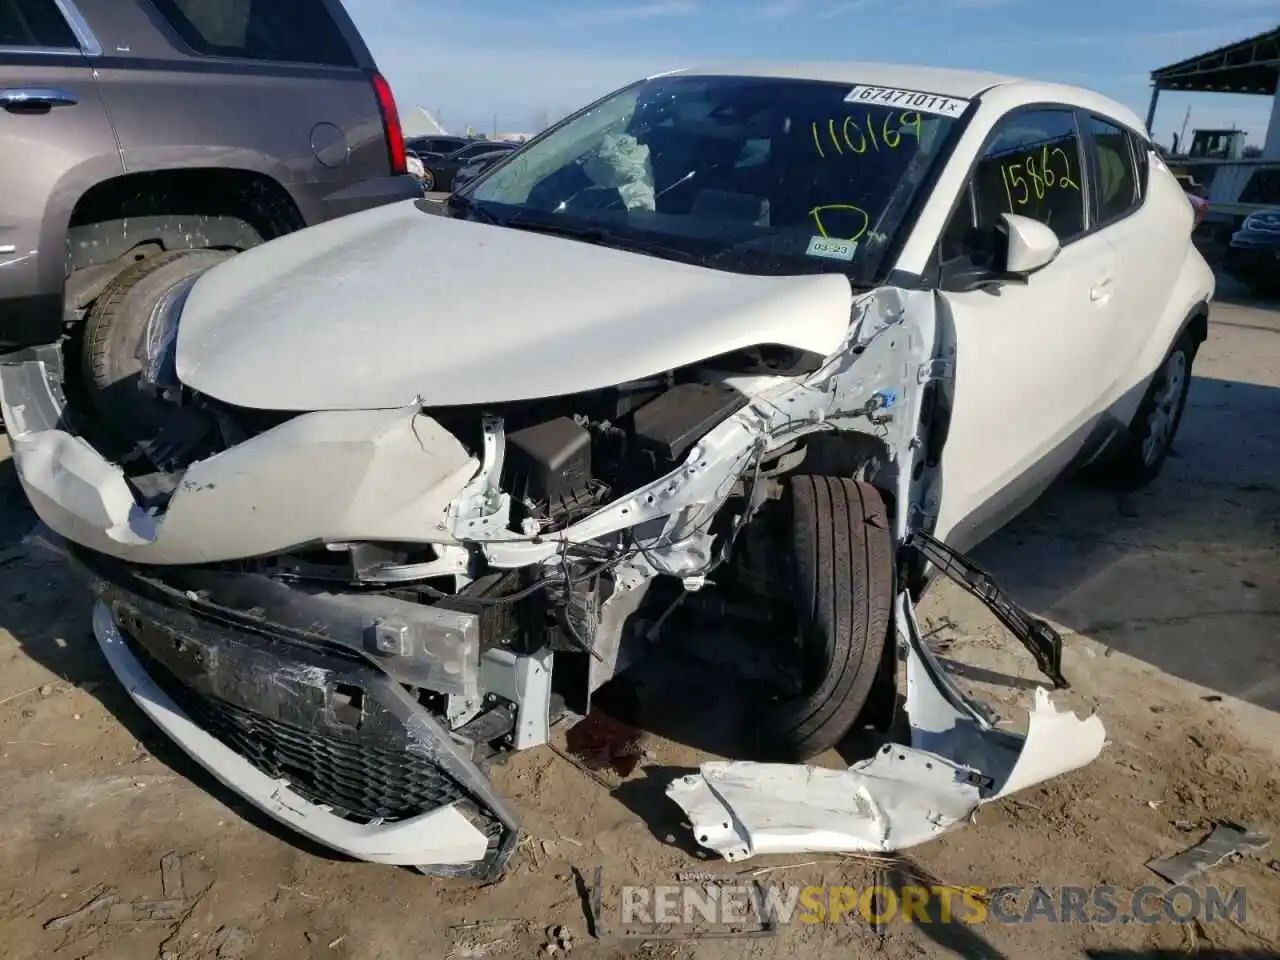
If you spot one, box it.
[421,168,436,192]
[1098,328,1197,490]
[81,248,232,451]
[757,475,893,761]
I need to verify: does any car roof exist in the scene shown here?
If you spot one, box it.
[658,61,1145,132]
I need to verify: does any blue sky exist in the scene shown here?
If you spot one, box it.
[341,0,1278,146]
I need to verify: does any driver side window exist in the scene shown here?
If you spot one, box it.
[940,106,1088,262]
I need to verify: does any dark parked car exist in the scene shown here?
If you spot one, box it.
[1,0,419,440]
[405,135,473,159]
[452,144,521,193]
[1225,208,1280,297]
[420,141,519,192]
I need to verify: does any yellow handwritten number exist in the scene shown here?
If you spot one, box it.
[1007,163,1029,205]
[810,204,869,243]
[828,118,844,155]
[1025,155,1046,200]
[1040,145,1056,187]
[842,116,866,153]
[1051,147,1079,190]
[813,111,923,158]
[900,111,921,144]
[882,114,900,148]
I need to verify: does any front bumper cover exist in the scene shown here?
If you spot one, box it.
[82,558,520,879]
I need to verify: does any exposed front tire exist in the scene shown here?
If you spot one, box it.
[758,475,893,761]
[81,248,232,451]
[1099,328,1197,490]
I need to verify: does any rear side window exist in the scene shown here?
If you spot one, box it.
[971,108,1087,242]
[1128,130,1150,198]
[0,0,78,48]
[1086,115,1139,222]
[148,0,357,67]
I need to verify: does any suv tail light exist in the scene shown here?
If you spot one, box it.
[371,71,407,176]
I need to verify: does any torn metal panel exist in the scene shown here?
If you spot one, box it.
[0,351,480,564]
[474,286,933,574]
[666,590,1106,863]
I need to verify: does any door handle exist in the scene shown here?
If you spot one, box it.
[1089,277,1113,303]
[0,87,78,109]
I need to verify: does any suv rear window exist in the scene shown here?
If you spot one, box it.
[148,0,356,67]
[0,0,77,48]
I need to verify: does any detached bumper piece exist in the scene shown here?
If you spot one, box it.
[667,567,1104,863]
[85,564,520,879]
[906,530,1067,688]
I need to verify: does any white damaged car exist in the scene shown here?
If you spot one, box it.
[0,63,1212,878]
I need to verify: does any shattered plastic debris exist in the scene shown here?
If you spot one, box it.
[665,593,1106,862]
[1146,822,1271,885]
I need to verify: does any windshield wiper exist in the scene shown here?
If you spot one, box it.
[443,193,500,224]
[502,215,613,243]
[501,215,700,263]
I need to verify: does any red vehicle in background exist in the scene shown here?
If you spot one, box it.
[1187,190,1209,229]
[1174,173,1210,229]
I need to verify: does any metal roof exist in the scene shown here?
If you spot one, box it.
[1150,25,1280,95]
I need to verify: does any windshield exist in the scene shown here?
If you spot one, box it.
[461,74,962,281]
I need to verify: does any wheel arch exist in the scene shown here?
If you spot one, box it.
[60,167,306,321]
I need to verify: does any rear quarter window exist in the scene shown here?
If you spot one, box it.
[147,0,357,67]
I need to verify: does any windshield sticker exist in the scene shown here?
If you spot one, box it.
[845,85,969,118]
[806,235,858,262]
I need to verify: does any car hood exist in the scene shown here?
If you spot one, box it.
[174,200,855,412]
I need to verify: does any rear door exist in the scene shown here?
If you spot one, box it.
[76,0,396,224]
[0,0,121,348]
[1079,114,1185,407]
[931,105,1119,550]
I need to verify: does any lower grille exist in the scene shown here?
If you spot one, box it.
[183,692,467,821]
[119,628,467,823]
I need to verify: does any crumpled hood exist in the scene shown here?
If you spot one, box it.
[174,200,855,411]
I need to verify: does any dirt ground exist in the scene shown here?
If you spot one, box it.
[0,290,1277,960]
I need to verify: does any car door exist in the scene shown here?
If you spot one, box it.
[930,105,1119,551]
[1078,114,1183,413]
[0,0,121,349]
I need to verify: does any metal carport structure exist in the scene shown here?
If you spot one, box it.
[1145,25,1280,159]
